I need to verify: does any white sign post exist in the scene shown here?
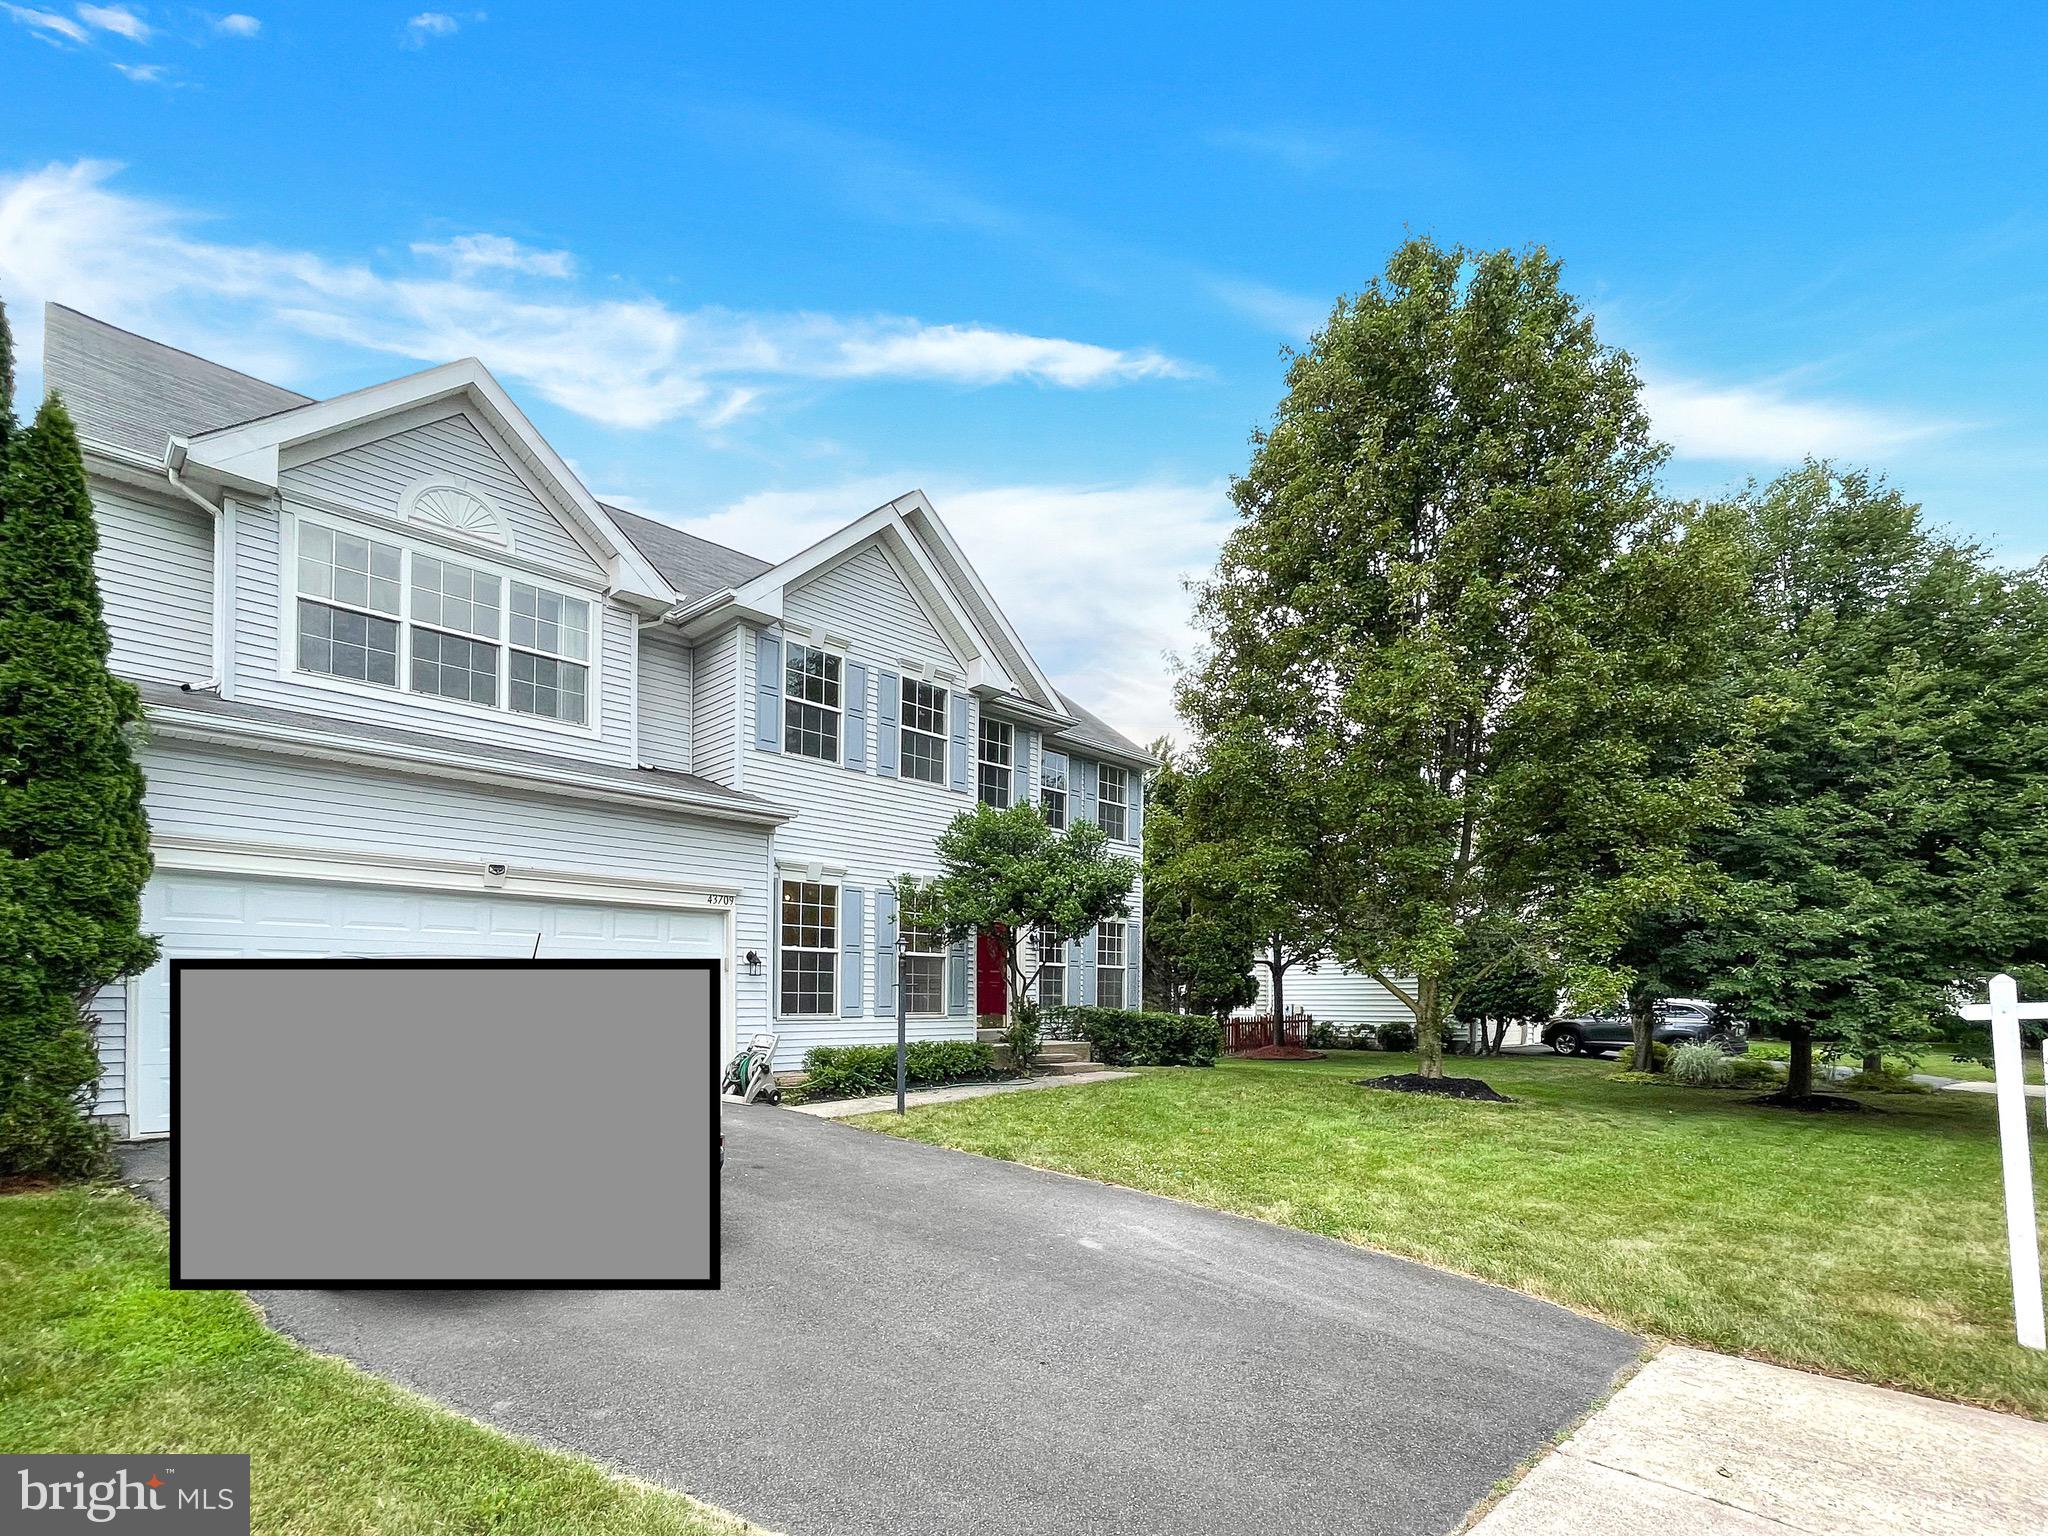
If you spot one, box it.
[1959,974,2048,1350]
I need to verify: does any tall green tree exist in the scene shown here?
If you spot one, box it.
[0,305,159,1174]
[1189,239,1754,1079]
[1677,465,2048,1098]
[1142,739,1259,1018]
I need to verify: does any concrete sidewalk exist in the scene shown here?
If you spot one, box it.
[1470,1346,2048,1535]
[777,1069,1134,1118]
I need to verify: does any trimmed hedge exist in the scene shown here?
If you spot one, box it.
[1042,1007,1221,1067]
[795,1041,1002,1102]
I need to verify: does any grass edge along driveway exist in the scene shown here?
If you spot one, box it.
[856,1051,2048,1419]
[0,1186,768,1536]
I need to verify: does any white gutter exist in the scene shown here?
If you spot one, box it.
[163,440,229,695]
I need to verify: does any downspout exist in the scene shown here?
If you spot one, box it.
[164,442,228,694]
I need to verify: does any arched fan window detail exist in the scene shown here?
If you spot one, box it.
[400,477,512,548]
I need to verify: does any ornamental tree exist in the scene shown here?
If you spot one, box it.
[1187,239,1756,1080]
[0,299,160,1174]
[895,801,1138,1026]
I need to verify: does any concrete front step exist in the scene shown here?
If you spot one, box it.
[1030,1058,1107,1075]
[990,1042,1096,1071]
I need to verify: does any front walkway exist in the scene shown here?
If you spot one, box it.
[779,1069,1135,1118]
[1471,1346,2048,1535]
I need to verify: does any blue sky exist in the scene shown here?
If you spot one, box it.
[3,3,2043,742]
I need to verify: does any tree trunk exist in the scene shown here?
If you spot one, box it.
[1488,1017,1510,1056]
[1861,1050,1882,1077]
[1630,989,1658,1070]
[1416,973,1445,1079]
[1269,945,1286,1050]
[1788,1027,1814,1100]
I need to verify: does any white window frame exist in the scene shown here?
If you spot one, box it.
[1099,763,1129,842]
[1032,925,1066,1008]
[1040,752,1068,830]
[900,918,948,1019]
[782,641,846,765]
[901,677,949,786]
[977,716,1014,808]
[1097,919,1127,1009]
[280,509,603,739]
[777,876,839,1018]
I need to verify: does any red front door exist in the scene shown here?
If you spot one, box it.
[976,928,1008,1017]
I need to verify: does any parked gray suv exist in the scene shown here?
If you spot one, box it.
[1543,998,1748,1057]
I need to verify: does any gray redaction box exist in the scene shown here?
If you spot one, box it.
[171,959,718,1288]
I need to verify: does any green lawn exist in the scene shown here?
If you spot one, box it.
[0,1186,764,1536]
[859,1051,2048,1418]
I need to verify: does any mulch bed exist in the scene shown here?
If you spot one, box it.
[1753,1089,1869,1112]
[1235,1045,1328,1060]
[1357,1072,1514,1103]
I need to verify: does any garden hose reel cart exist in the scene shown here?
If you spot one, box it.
[723,1030,782,1105]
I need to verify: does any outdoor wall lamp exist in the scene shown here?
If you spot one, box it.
[744,950,763,977]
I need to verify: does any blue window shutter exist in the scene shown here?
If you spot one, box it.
[1129,770,1144,844]
[840,887,866,1018]
[873,887,898,1015]
[948,933,971,1014]
[1074,756,1098,828]
[948,691,970,794]
[1072,924,1096,1005]
[844,661,869,771]
[1016,727,1035,809]
[876,671,900,777]
[1127,919,1141,1007]
[754,630,782,751]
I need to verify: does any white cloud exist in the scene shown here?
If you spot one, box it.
[402,10,471,46]
[1204,275,1330,341]
[639,477,1232,746]
[111,58,166,81]
[0,160,1190,431]
[3,4,89,44]
[213,12,259,36]
[411,232,576,279]
[1642,373,1958,462]
[76,2,149,40]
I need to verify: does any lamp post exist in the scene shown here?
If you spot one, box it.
[896,932,909,1115]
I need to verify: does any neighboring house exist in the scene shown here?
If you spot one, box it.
[1248,963,1417,1032]
[46,305,1151,1138]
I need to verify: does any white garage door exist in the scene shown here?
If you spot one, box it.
[129,869,729,1137]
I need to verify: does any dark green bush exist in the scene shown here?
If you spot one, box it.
[796,1040,1001,1101]
[1375,1020,1417,1052]
[1042,1007,1221,1067]
[1615,1041,1671,1072]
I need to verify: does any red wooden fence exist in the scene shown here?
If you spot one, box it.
[1224,1015,1311,1053]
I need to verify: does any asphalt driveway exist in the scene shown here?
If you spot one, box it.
[255,1107,1638,1536]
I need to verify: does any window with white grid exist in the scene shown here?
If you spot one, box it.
[778,880,838,1017]
[783,643,843,762]
[1096,919,1127,1009]
[1033,926,1065,1008]
[977,716,1013,807]
[1098,763,1129,841]
[901,678,948,785]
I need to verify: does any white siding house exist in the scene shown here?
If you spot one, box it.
[48,304,1154,1137]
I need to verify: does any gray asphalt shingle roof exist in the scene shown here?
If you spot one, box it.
[1049,690,1152,765]
[46,305,1150,762]
[43,304,311,460]
[600,502,774,606]
[137,682,786,820]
